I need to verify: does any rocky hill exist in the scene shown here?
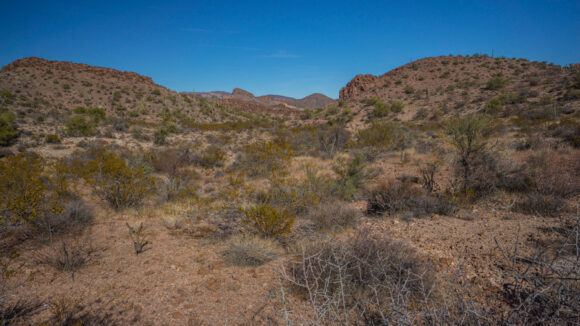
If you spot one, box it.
[0,57,193,118]
[337,55,579,123]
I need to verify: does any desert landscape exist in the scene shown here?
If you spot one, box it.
[1,2,579,325]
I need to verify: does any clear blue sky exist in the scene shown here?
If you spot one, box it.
[1,1,578,98]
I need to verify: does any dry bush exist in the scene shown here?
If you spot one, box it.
[366,180,454,217]
[282,227,435,325]
[32,199,93,236]
[493,218,580,324]
[317,124,350,158]
[307,201,360,231]
[47,298,121,326]
[223,234,282,266]
[189,145,226,168]
[240,204,295,237]
[36,236,94,276]
[0,300,43,326]
[152,148,197,201]
[513,150,579,216]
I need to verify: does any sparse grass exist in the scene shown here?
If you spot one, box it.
[223,234,282,266]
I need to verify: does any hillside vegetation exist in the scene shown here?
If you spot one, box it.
[0,54,578,325]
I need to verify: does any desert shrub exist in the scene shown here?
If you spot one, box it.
[371,102,390,117]
[126,222,149,255]
[0,300,43,326]
[0,153,62,226]
[513,151,579,216]
[549,117,580,148]
[223,234,282,266]
[65,115,95,136]
[110,116,128,131]
[331,154,373,200]
[73,106,106,122]
[486,74,508,90]
[356,121,406,150]
[404,85,415,94]
[152,148,197,201]
[514,193,567,217]
[76,147,155,210]
[240,204,295,237]
[484,97,503,114]
[366,179,454,217]
[0,110,18,146]
[45,133,61,144]
[46,298,121,326]
[282,228,435,325]
[317,124,350,157]
[493,220,580,324]
[252,177,319,215]
[308,201,360,231]
[32,199,93,235]
[390,99,404,113]
[153,127,168,145]
[36,236,94,275]
[233,139,294,177]
[198,145,226,168]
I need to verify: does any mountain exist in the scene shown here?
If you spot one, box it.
[188,89,335,110]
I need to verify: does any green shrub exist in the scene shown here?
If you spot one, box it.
[45,134,61,144]
[65,115,95,136]
[356,122,406,149]
[332,154,373,200]
[234,140,294,177]
[390,100,404,113]
[153,127,168,145]
[241,204,295,237]
[486,74,508,90]
[76,147,156,210]
[0,153,62,225]
[0,111,18,146]
[199,145,226,168]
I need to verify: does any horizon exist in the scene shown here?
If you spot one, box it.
[1,0,578,98]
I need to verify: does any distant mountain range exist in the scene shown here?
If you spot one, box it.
[185,88,335,110]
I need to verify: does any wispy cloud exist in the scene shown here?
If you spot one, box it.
[258,50,301,59]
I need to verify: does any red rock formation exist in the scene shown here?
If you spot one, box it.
[339,74,378,100]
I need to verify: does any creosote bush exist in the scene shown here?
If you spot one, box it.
[73,146,156,210]
[233,139,294,177]
[240,204,295,237]
[0,153,62,226]
[0,110,18,146]
[65,115,95,136]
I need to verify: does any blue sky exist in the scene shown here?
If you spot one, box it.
[1,1,578,98]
